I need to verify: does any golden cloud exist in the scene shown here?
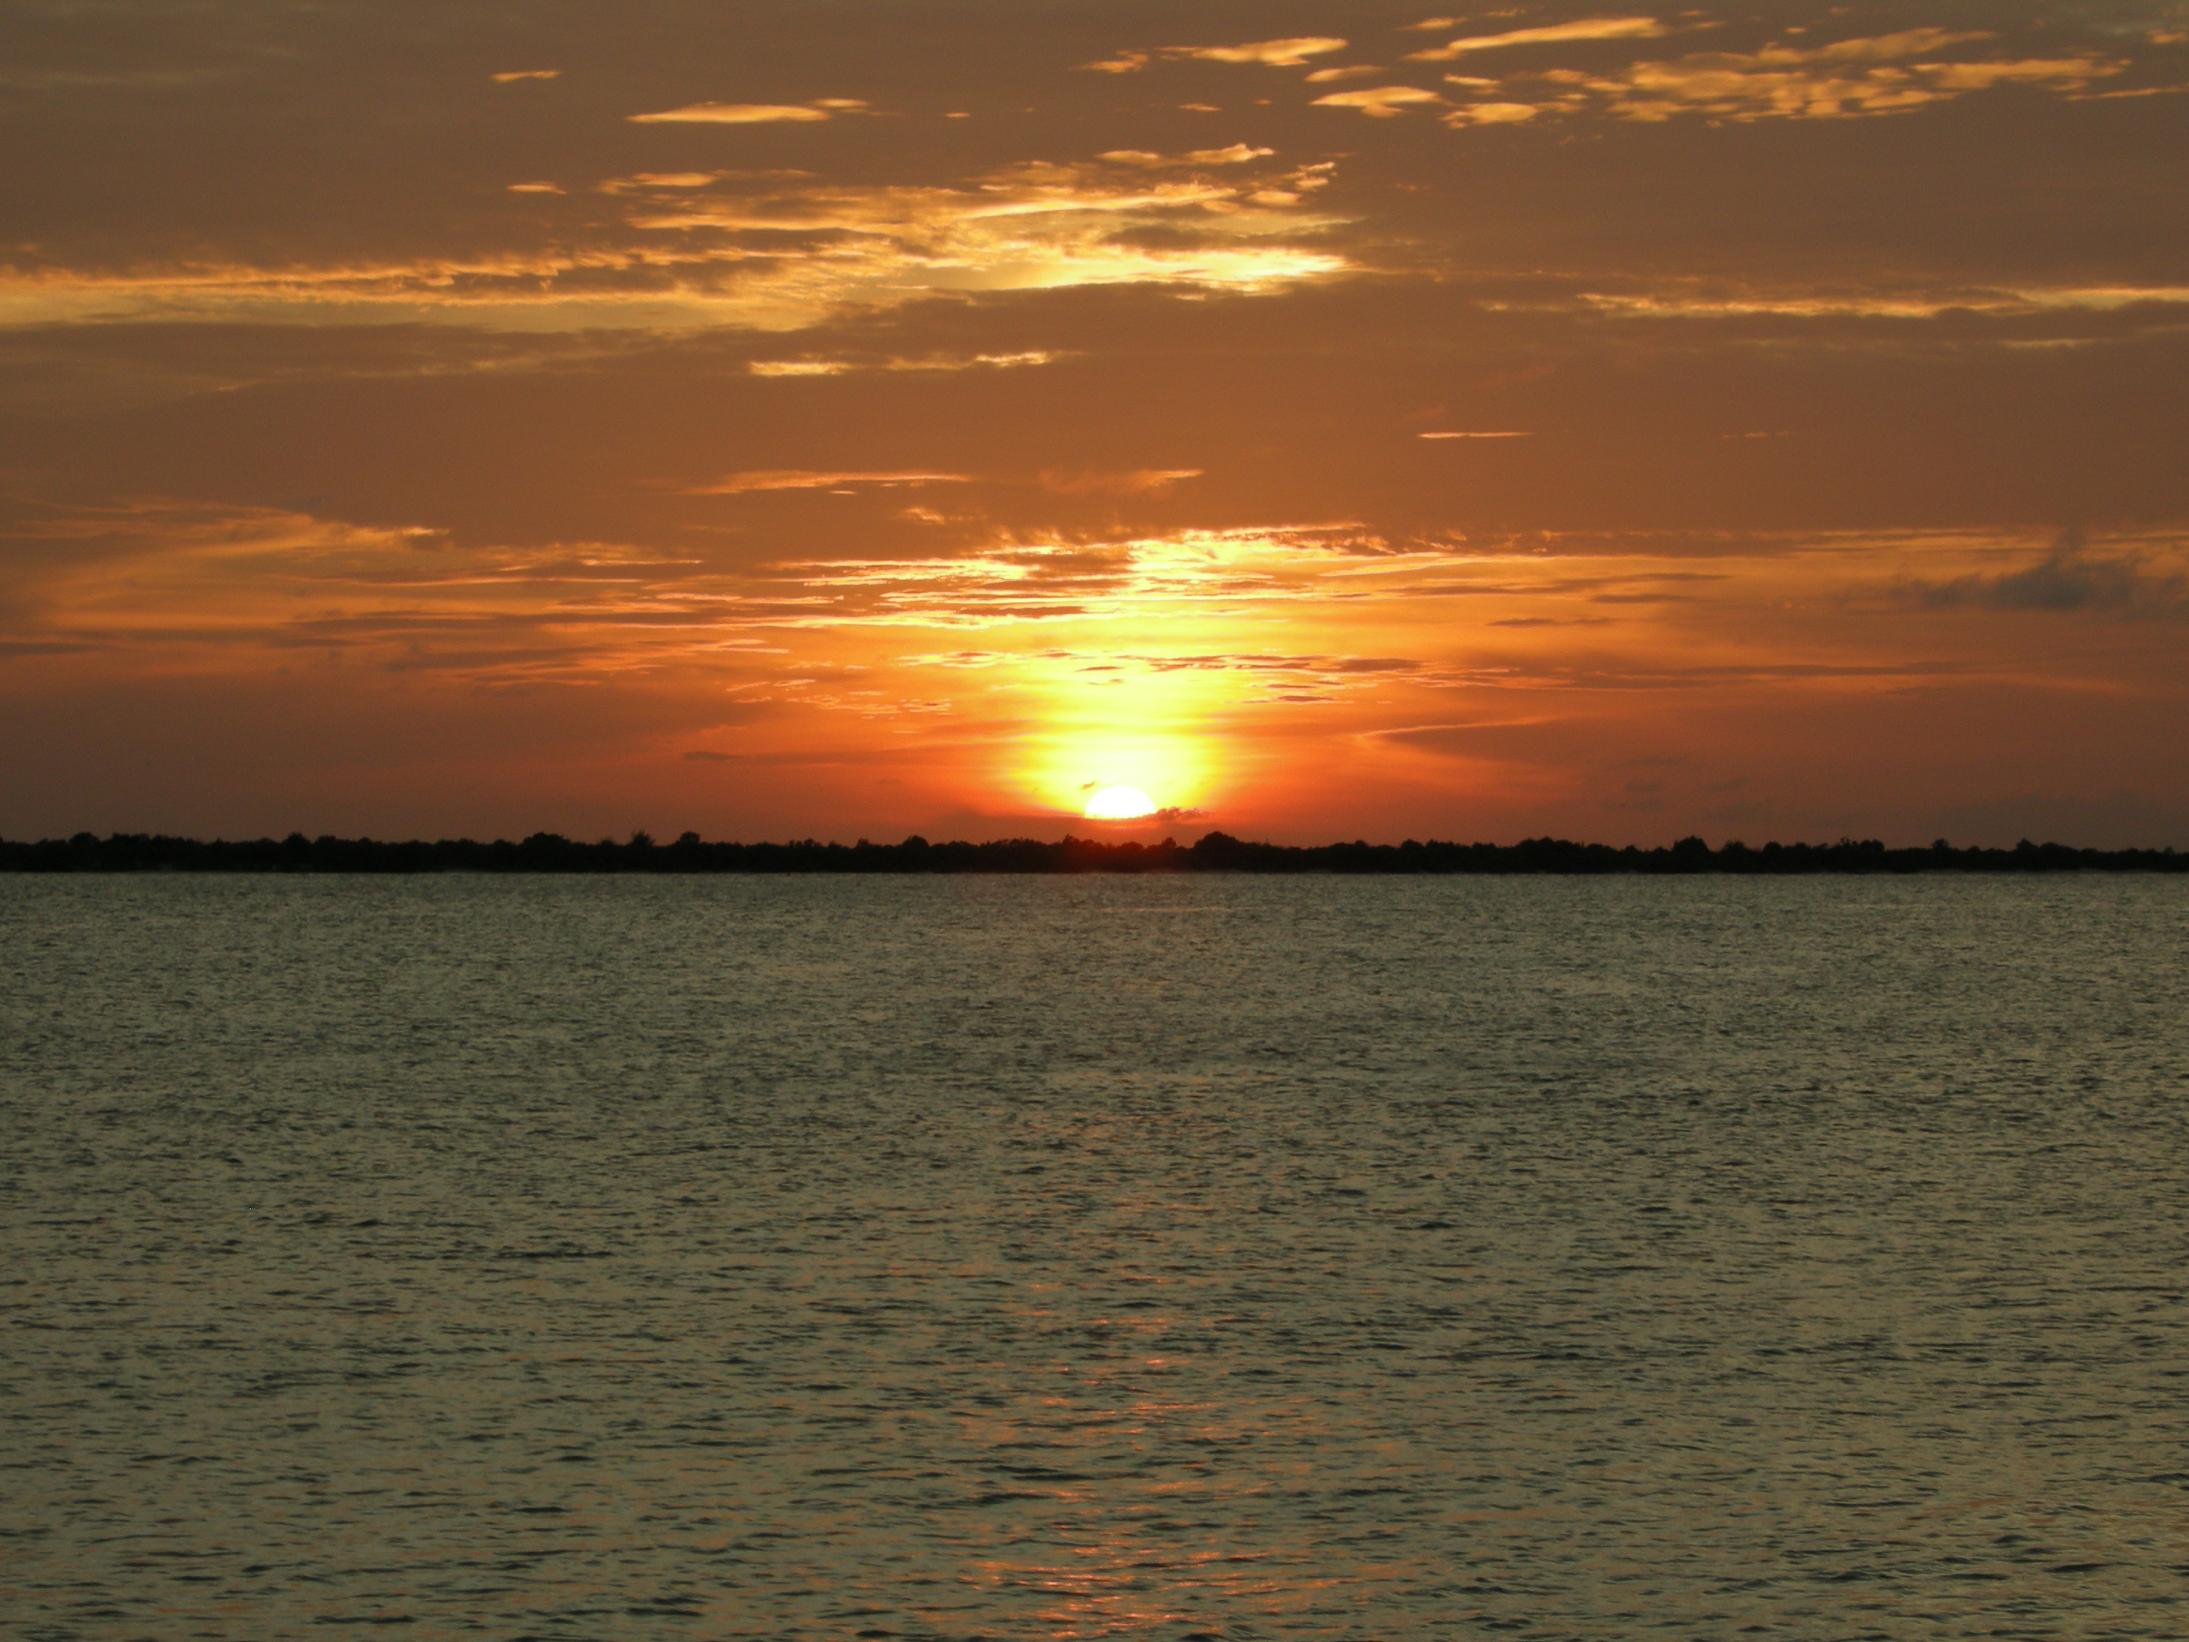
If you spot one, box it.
[1037,468,1204,495]
[0,152,1349,331]
[1783,29,1992,64]
[1097,144,1275,167]
[1499,32,2127,124]
[693,471,975,494]
[1575,282,2189,319]
[1079,50,1152,74]
[1441,100,1541,126]
[1407,17,1669,62]
[1312,85,1446,117]
[747,351,1065,376]
[1082,37,1349,72]
[628,102,834,124]
[1179,37,1350,68]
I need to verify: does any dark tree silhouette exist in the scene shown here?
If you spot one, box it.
[4,831,2178,874]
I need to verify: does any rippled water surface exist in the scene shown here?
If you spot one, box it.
[3,875,2187,1639]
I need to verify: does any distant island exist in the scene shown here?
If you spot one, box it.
[3,831,2181,873]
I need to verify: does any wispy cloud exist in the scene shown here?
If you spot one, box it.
[1570,282,2189,321]
[747,350,1064,377]
[490,69,561,84]
[1312,85,1446,118]
[1082,37,1349,73]
[1,152,1349,330]
[1472,31,2129,124]
[1097,144,1274,167]
[1180,37,1350,68]
[693,465,1202,498]
[1442,100,1543,126]
[1037,468,1203,496]
[1407,17,1670,63]
[1898,529,2187,618]
[628,101,837,125]
[693,470,974,495]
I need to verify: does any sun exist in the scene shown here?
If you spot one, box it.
[1021,728,1208,821]
[1084,784,1158,821]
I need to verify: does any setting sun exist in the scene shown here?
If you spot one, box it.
[1018,728,1214,823]
[1084,785,1157,821]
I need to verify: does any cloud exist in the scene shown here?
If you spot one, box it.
[1572,283,2189,321]
[1407,17,1670,62]
[1442,101,1542,126]
[699,464,1203,501]
[739,528,1408,631]
[747,350,1064,377]
[1097,144,1274,167]
[693,470,974,494]
[908,647,1431,702]
[605,155,1350,317]
[0,499,786,686]
[1037,468,1203,495]
[628,102,834,124]
[1921,57,2125,91]
[596,170,761,190]
[2,151,1350,331]
[1083,37,1349,72]
[1511,32,2126,124]
[1312,85,1446,117]
[491,70,561,84]
[1419,429,1533,439]
[1900,529,2187,618]
[1487,616,1611,628]
[1134,651,1422,678]
[1179,37,1350,68]
[1778,29,1994,64]
[1374,721,1557,756]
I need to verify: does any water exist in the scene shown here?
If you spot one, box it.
[2,875,2185,1639]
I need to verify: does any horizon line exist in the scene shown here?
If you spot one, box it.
[5,831,2182,875]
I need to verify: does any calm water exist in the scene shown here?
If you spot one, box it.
[3,876,2186,1640]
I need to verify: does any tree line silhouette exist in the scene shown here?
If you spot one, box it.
[2,830,2180,873]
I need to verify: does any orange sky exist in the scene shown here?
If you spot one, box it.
[4,1,2187,844]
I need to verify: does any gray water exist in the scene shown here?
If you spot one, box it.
[2,876,2186,1640]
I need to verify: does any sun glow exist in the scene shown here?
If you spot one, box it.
[1020,726,1215,823]
[1084,784,1158,820]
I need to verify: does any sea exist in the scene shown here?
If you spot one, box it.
[3,875,2185,1640]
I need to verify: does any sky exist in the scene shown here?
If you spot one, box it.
[4,0,2187,845]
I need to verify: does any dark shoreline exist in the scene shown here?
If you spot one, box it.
[4,831,2182,874]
